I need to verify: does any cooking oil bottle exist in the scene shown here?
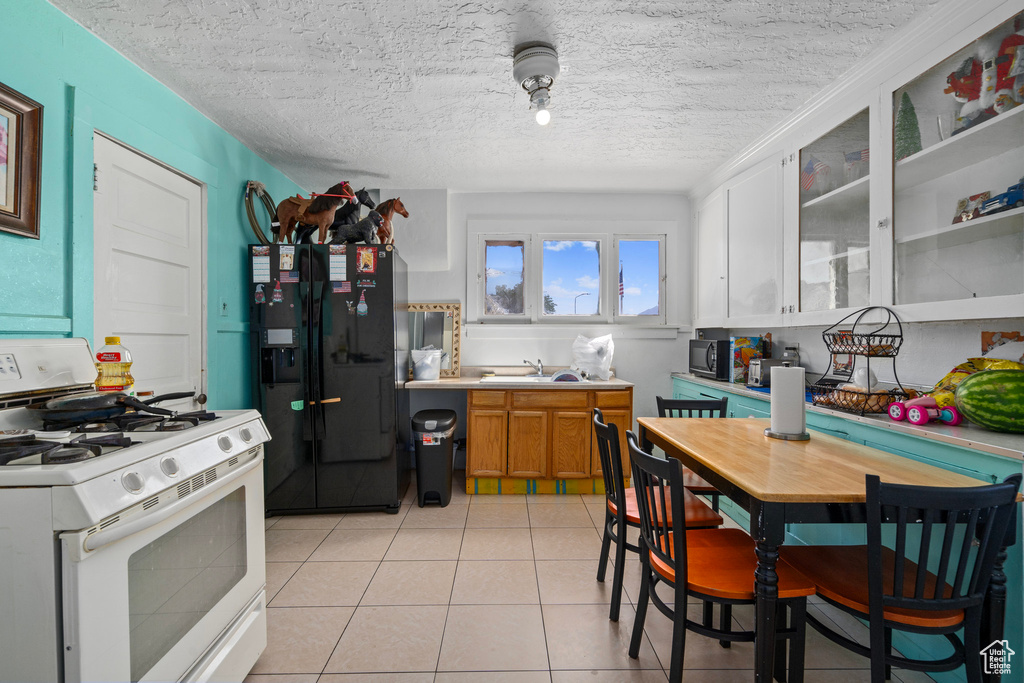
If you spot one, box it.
[95,336,134,393]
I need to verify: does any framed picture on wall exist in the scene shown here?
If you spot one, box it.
[0,82,42,239]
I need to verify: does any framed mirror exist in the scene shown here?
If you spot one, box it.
[408,303,461,377]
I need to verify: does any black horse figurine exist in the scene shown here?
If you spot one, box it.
[295,187,376,244]
[328,211,383,245]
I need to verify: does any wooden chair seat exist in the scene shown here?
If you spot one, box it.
[781,545,962,629]
[608,486,722,529]
[651,528,814,601]
[681,468,716,493]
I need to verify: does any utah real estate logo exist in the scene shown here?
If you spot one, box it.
[981,640,1014,676]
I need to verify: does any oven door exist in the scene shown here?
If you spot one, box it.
[59,452,266,683]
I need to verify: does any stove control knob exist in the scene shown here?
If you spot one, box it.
[160,457,180,477]
[217,435,233,452]
[239,427,254,443]
[122,471,145,494]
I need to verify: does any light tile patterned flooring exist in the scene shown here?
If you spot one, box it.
[247,471,934,683]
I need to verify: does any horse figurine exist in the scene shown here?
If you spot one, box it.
[295,187,375,244]
[274,181,356,244]
[374,197,409,244]
[329,211,383,245]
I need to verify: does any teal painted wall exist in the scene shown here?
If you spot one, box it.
[0,0,304,407]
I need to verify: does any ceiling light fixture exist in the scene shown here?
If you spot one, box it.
[513,43,560,126]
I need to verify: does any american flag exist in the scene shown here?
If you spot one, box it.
[844,148,870,163]
[800,155,829,191]
[619,263,624,306]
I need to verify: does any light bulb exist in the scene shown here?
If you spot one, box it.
[535,108,551,125]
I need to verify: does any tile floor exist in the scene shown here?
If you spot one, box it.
[247,471,933,683]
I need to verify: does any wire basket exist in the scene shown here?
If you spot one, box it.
[822,307,904,357]
[810,381,909,415]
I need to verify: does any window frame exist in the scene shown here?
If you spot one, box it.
[477,233,532,322]
[537,235,605,322]
[468,219,676,327]
[613,234,667,324]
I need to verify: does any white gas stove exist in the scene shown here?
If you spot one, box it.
[0,338,270,683]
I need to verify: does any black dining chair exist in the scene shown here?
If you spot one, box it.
[781,473,1022,683]
[654,396,728,511]
[592,408,722,622]
[626,430,814,683]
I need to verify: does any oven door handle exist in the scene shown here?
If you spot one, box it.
[81,455,261,554]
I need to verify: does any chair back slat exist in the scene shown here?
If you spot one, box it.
[866,473,1021,615]
[656,396,728,419]
[593,409,626,520]
[626,431,685,580]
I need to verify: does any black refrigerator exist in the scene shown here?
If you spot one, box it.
[249,243,410,514]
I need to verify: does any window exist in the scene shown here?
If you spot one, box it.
[542,239,601,317]
[616,238,662,317]
[471,224,669,325]
[484,240,525,316]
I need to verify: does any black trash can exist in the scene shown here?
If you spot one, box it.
[412,409,457,507]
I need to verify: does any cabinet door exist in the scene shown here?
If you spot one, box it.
[694,191,726,327]
[726,156,784,324]
[467,409,508,477]
[508,410,548,478]
[551,410,592,478]
[590,408,631,478]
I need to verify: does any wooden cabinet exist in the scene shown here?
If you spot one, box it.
[467,387,633,481]
[509,410,548,478]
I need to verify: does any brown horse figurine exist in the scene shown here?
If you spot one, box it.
[374,197,409,244]
[275,182,356,244]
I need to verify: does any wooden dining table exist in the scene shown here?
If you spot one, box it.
[636,416,1013,683]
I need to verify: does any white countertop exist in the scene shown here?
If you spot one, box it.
[406,367,633,390]
[672,372,1023,461]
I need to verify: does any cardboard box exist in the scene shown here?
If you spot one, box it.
[729,336,763,383]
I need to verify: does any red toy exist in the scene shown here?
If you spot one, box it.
[888,396,962,426]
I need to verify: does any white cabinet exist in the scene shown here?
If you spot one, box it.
[693,190,726,328]
[884,9,1024,321]
[725,156,784,326]
[693,2,1024,330]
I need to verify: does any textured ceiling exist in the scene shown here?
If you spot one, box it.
[50,0,942,193]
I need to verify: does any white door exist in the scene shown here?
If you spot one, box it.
[93,135,205,405]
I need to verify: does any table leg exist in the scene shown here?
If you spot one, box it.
[753,501,786,683]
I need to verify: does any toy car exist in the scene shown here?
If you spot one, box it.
[978,177,1024,216]
[888,396,962,426]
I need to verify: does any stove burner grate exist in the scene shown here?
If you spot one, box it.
[0,433,137,465]
[45,411,219,433]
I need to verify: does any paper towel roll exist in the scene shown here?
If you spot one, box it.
[770,365,807,436]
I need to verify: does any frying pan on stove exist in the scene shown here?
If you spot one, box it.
[26,391,196,423]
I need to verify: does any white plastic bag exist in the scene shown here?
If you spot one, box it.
[570,334,614,380]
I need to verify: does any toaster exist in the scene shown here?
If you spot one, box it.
[747,359,789,387]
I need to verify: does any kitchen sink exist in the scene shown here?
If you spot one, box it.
[478,375,554,383]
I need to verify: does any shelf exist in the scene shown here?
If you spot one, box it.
[801,175,870,210]
[895,206,1024,255]
[894,105,1024,192]
[801,245,870,268]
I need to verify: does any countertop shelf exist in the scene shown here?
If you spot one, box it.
[895,105,1024,191]
[671,372,1023,460]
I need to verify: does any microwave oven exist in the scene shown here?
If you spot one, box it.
[688,339,730,381]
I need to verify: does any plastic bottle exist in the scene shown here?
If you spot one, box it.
[95,336,134,394]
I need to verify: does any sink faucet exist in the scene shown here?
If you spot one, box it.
[524,359,544,376]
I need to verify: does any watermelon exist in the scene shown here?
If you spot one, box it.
[953,370,1024,433]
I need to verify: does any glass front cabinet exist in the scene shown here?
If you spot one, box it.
[887,11,1024,317]
[767,5,1024,326]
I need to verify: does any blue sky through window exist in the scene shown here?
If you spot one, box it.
[543,240,600,315]
[619,240,660,315]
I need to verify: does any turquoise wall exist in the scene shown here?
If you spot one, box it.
[0,0,304,408]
